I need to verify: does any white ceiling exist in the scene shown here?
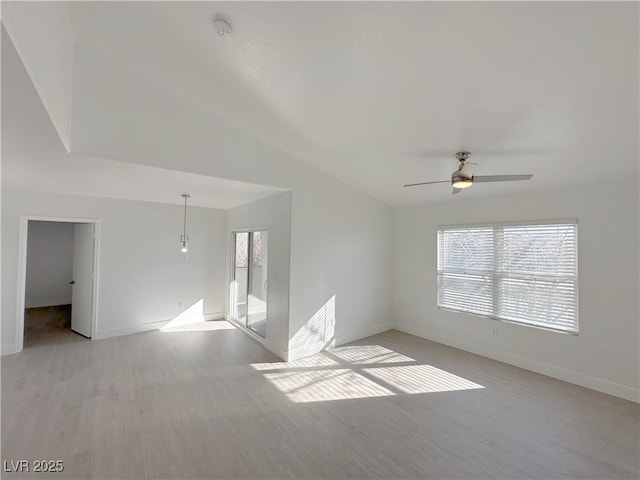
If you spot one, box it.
[1,28,287,210]
[5,150,289,210]
[7,2,640,206]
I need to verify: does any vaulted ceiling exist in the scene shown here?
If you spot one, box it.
[3,2,639,206]
[1,25,287,210]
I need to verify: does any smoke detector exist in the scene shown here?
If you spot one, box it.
[214,18,232,38]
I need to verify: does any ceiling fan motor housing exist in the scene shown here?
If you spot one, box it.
[452,151,474,187]
[455,151,471,162]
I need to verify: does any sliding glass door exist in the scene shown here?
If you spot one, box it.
[247,231,268,337]
[233,232,249,324]
[232,231,268,338]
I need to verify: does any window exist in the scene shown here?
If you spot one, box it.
[252,231,263,267]
[437,221,578,333]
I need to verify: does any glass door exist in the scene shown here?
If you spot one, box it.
[247,231,268,337]
[232,231,268,338]
[232,232,249,325]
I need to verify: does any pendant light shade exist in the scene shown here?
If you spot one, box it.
[180,194,190,253]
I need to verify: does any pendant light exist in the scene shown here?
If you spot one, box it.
[180,194,190,253]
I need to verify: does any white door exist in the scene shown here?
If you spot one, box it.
[71,223,94,338]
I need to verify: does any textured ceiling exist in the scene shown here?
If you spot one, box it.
[15,2,640,205]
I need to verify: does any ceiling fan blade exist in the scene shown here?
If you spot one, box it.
[403,180,450,188]
[473,174,533,183]
[459,162,476,178]
[452,188,463,195]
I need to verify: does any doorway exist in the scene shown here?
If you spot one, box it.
[16,217,100,351]
[231,230,268,338]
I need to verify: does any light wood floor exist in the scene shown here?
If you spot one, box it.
[2,323,638,479]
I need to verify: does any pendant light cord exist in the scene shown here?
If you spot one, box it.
[183,195,188,237]
[181,194,190,240]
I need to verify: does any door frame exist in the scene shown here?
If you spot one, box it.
[16,216,101,352]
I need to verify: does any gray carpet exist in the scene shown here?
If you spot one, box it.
[24,305,85,347]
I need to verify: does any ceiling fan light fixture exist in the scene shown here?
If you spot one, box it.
[451,176,473,188]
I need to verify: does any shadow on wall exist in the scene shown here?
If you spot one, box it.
[251,344,485,403]
[289,295,336,360]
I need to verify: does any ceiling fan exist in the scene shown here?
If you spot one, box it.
[403,151,533,195]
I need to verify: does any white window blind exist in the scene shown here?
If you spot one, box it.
[437,221,578,333]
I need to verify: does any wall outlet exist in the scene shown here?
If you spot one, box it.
[178,301,184,309]
[492,327,498,337]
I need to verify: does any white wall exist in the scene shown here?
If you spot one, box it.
[226,186,393,363]
[2,189,228,353]
[25,221,74,308]
[392,179,640,402]
[288,185,393,359]
[226,192,292,359]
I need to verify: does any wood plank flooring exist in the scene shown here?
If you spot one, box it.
[2,323,638,479]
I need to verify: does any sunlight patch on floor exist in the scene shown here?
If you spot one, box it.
[264,369,395,403]
[251,355,339,371]
[161,320,236,332]
[252,344,485,402]
[364,364,484,394]
[329,345,415,364]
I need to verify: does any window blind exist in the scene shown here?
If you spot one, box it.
[437,221,578,333]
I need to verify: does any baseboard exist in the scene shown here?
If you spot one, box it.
[394,322,639,403]
[286,323,394,361]
[25,297,71,308]
[264,342,289,362]
[94,320,170,339]
[287,339,334,361]
[275,322,395,361]
[1,344,20,356]
[94,313,226,340]
[335,322,394,347]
